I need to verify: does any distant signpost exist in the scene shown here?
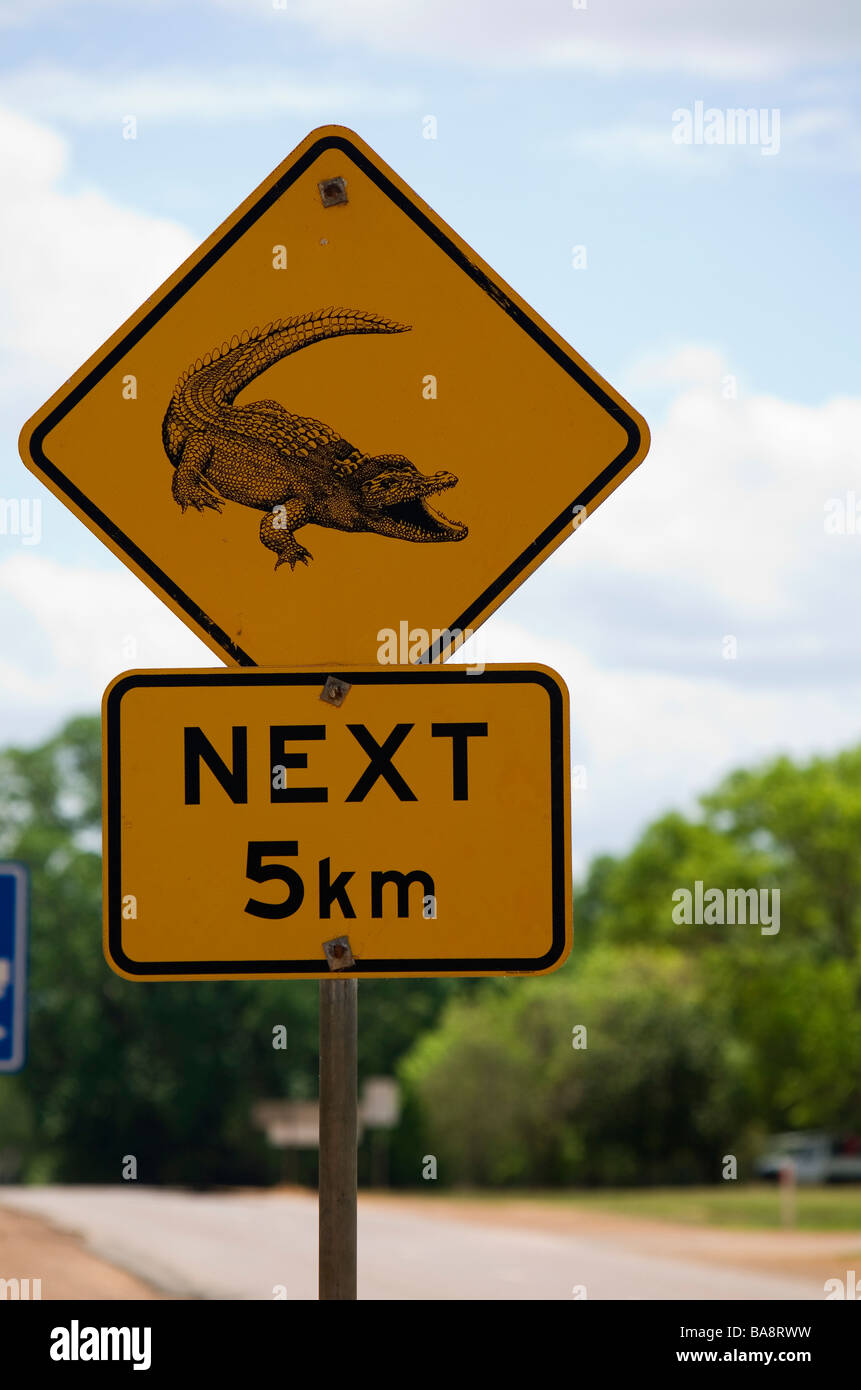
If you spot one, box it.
[360,1078,400,1131]
[252,1101,326,1149]
[0,864,28,1075]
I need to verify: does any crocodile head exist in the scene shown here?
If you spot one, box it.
[355,454,467,543]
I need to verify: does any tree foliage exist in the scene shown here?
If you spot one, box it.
[405,749,861,1184]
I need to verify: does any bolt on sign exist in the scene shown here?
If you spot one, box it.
[19,125,648,668]
[102,667,570,980]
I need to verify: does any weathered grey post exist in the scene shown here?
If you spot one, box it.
[318,976,358,1299]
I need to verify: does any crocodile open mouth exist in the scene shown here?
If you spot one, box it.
[384,496,467,541]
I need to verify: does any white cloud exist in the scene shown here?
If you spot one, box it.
[452,349,861,867]
[574,368,861,614]
[0,64,415,126]
[0,106,196,396]
[778,105,861,171]
[559,121,708,172]
[0,554,214,710]
[0,0,172,24]
[4,0,857,76]
[558,105,861,174]
[232,0,861,78]
[462,616,861,875]
[626,345,727,390]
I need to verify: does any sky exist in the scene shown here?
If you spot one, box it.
[0,0,859,873]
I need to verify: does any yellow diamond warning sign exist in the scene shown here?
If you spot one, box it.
[20,125,648,667]
[103,666,571,980]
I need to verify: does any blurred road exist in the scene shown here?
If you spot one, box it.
[0,1187,827,1300]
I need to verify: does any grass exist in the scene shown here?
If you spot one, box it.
[548,1185,861,1231]
[422,1184,861,1232]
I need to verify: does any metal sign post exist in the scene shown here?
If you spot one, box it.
[318,977,358,1300]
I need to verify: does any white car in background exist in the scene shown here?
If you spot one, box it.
[755,1131,861,1184]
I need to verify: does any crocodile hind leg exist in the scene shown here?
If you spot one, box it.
[260,501,313,570]
[172,434,223,513]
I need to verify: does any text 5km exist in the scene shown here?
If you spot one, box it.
[183,721,489,804]
[243,841,436,921]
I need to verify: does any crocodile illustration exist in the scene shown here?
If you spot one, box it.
[162,308,467,569]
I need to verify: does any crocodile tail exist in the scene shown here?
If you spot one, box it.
[175,309,411,408]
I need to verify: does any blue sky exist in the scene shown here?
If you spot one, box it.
[1,0,860,870]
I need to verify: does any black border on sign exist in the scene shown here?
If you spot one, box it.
[28,134,642,667]
[105,668,567,976]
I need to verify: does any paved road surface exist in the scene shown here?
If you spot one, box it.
[0,1187,823,1300]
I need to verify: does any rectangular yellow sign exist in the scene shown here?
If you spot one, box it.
[103,666,571,980]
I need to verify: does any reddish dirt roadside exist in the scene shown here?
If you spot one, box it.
[0,1203,164,1299]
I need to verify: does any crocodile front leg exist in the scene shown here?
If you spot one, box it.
[171,434,223,513]
[260,501,313,570]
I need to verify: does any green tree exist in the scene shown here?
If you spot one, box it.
[404,947,748,1186]
[406,745,861,1184]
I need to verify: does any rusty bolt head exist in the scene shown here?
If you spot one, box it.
[323,936,355,970]
[318,177,348,207]
[320,676,351,707]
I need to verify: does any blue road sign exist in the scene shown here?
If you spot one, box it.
[0,864,28,1073]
